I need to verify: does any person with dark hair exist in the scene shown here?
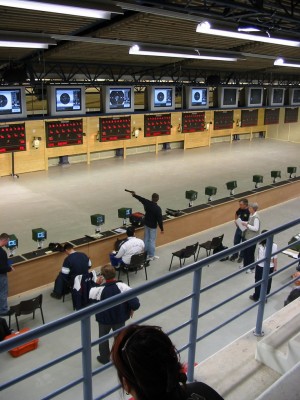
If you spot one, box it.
[0,233,15,316]
[229,198,249,262]
[111,324,224,400]
[109,226,144,268]
[241,202,261,273]
[249,230,278,302]
[129,191,164,261]
[50,242,92,299]
[284,288,300,306]
[89,264,140,365]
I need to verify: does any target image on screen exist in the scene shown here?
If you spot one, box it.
[249,88,263,106]
[56,88,82,112]
[191,88,207,106]
[154,88,173,108]
[0,88,23,116]
[109,88,132,110]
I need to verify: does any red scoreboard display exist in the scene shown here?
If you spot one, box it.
[144,114,171,136]
[0,123,26,153]
[99,116,131,141]
[46,119,83,147]
[182,112,205,133]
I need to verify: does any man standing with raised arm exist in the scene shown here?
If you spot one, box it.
[127,190,164,261]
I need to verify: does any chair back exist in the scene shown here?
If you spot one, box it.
[211,234,224,249]
[15,294,43,317]
[183,242,199,258]
[128,252,147,269]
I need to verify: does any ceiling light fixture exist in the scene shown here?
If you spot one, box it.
[196,21,300,47]
[0,41,49,49]
[129,45,238,62]
[238,24,261,32]
[274,57,300,68]
[0,0,122,19]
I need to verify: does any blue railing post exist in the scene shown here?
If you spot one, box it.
[187,266,202,382]
[254,235,273,336]
[81,316,93,400]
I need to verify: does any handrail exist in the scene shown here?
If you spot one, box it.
[0,217,299,400]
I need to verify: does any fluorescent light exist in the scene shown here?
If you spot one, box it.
[238,25,260,32]
[274,57,300,68]
[0,0,121,19]
[196,21,300,47]
[0,41,49,49]
[129,45,237,62]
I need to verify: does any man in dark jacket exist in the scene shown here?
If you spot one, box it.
[51,242,92,299]
[0,233,14,316]
[89,264,140,364]
[130,191,164,260]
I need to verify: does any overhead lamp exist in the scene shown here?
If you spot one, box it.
[238,24,261,32]
[274,57,300,68]
[0,0,123,19]
[0,40,49,49]
[129,45,238,62]
[0,32,56,49]
[196,21,300,47]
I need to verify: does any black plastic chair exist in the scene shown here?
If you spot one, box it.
[169,242,199,271]
[10,294,45,331]
[117,252,149,285]
[197,234,224,259]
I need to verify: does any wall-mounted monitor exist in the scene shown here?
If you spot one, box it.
[146,86,175,112]
[47,86,86,116]
[267,87,285,107]
[289,88,300,106]
[184,87,209,110]
[244,87,264,107]
[218,87,239,108]
[0,86,27,120]
[102,86,134,114]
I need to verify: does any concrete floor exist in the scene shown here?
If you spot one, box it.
[1,137,300,400]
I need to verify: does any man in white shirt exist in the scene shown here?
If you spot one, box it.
[109,226,145,267]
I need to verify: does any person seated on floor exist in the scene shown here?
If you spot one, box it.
[51,243,92,300]
[109,226,144,269]
[111,324,224,400]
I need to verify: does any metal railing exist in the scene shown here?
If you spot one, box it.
[0,218,299,400]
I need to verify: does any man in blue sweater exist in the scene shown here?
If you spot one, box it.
[89,264,140,364]
[130,191,164,260]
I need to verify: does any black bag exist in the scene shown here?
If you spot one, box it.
[213,244,229,261]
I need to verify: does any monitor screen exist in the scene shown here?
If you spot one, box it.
[55,88,82,112]
[8,239,17,247]
[102,86,134,114]
[268,87,285,106]
[184,87,208,109]
[47,86,86,116]
[37,232,46,239]
[218,87,239,108]
[146,86,175,112]
[289,88,300,105]
[154,88,173,108]
[0,87,27,120]
[249,88,263,106]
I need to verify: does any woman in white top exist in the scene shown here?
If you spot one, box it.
[249,229,278,302]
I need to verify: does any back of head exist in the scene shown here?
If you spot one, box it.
[126,226,135,237]
[111,324,186,400]
[101,264,116,280]
[260,229,268,246]
[284,288,300,306]
[0,233,9,242]
[152,193,159,203]
[249,202,259,211]
[63,242,74,252]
